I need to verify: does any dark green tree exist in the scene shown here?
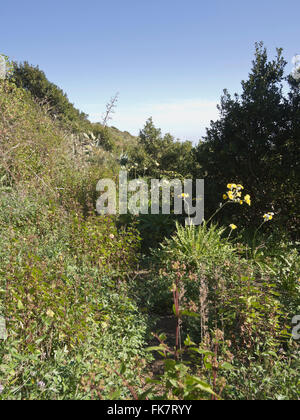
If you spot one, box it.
[194,42,300,235]
[12,61,89,130]
[130,117,194,178]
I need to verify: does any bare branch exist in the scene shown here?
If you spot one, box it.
[102,92,119,127]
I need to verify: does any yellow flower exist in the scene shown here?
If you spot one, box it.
[227,191,234,200]
[229,224,237,230]
[223,194,228,200]
[244,194,251,206]
[237,184,244,190]
[263,212,274,221]
[46,309,55,318]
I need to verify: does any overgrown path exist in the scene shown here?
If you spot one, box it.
[127,261,178,377]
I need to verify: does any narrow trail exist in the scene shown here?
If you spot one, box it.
[148,315,177,375]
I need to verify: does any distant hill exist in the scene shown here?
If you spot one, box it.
[12,61,137,153]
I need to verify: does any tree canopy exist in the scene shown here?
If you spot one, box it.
[12,61,89,131]
[194,42,300,235]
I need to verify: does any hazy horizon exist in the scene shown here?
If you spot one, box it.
[1,0,299,142]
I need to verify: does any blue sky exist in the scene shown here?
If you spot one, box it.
[1,0,299,141]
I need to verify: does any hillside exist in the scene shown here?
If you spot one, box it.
[0,51,299,400]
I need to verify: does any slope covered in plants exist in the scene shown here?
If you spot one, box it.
[0,45,299,400]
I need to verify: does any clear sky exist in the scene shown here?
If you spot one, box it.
[1,0,299,142]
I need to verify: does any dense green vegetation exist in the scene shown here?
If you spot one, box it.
[0,44,299,400]
[194,43,300,236]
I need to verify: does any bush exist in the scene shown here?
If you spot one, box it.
[0,191,147,400]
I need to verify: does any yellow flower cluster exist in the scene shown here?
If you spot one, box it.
[263,212,274,222]
[229,224,237,230]
[223,183,251,206]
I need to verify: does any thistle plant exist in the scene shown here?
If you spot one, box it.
[252,212,275,251]
[228,224,237,239]
[206,183,251,225]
